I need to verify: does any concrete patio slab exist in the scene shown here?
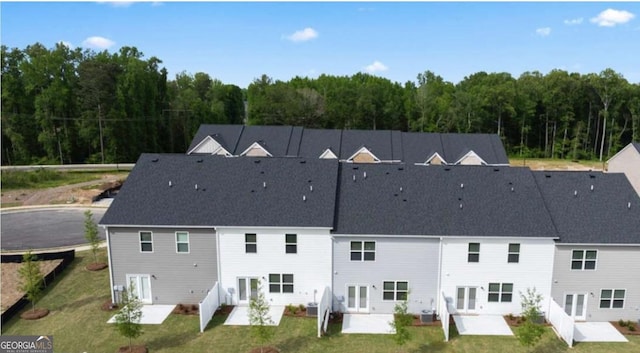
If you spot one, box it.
[223,305,284,326]
[574,322,628,342]
[453,315,513,336]
[342,314,395,334]
[107,305,175,325]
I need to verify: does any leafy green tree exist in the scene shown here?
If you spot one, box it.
[389,292,412,350]
[515,287,545,348]
[84,210,101,263]
[114,280,144,351]
[18,250,44,312]
[248,280,275,353]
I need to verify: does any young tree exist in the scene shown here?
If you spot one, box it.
[84,210,101,263]
[389,292,412,350]
[18,250,44,312]
[515,287,545,348]
[248,280,274,353]
[114,280,144,351]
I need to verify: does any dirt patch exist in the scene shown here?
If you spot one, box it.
[101,300,119,311]
[249,347,279,353]
[1,174,124,207]
[116,345,147,353]
[20,308,50,320]
[504,315,549,327]
[86,262,108,271]
[1,260,62,312]
[611,320,640,335]
[510,159,604,171]
[284,305,309,318]
[329,311,343,324]
[215,305,234,315]
[173,303,199,315]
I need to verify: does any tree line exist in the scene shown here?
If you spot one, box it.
[2,42,639,165]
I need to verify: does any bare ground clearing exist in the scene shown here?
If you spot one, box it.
[1,259,63,312]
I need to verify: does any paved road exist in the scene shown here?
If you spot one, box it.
[1,208,106,251]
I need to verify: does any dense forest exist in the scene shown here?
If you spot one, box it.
[2,42,639,165]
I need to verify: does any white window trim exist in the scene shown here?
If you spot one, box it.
[176,231,190,254]
[468,242,480,263]
[245,233,257,254]
[319,148,338,159]
[424,152,447,165]
[382,280,409,301]
[268,273,294,294]
[508,243,520,263]
[488,282,514,303]
[570,249,598,271]
[240,142,273,157]
[599,288,626,309]
[346,146,381,163]
[453,150,488,165]
[350,240,376,262]
[285,233,297,254]
[139,231,154,253]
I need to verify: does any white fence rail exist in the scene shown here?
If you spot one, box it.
[317,286,331,337]
[547,298,574,347]
[199,281,220,333]
[440,292,451,342]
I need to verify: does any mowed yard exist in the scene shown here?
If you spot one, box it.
[2,250,639,353]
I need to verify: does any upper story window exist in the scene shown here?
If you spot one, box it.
[245,233,257,253]
[285,234,297,254]
[571,250,597,270]
[383,281,408,301]
[488,283,513,302]
[600,289,625,309]
[468,243,480,263]
[176,231,189,253]
[508,243,520,263]
[140,231,153,253]
[350,241,375,261]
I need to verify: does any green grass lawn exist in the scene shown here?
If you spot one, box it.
[0,169,119,190]
[3,250,639,353]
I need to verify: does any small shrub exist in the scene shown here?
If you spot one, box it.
[299,303,306,312]
[507,313,515,321]
[619,319,626,327]
[629,325,636,332]
[286,304,298,315]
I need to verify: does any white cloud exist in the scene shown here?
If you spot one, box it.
[97,1,134,8]
[151,2,163,6]
[564,17,583,25]
[364,61,388,73]
[536,27,552,36]
[82,36,116,49]
[286,28,319,43]
[590,9,635,27]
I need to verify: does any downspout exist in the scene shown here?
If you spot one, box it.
[436,236,444,316]
[104,225,115,304]
[215,227,223,305]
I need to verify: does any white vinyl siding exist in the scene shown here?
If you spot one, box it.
[176,232,189,253]
[140,231,153,252]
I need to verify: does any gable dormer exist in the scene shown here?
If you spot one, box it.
[424,152,446,166]
[319,148,338,159]
[188,135,224,155]
[240,142,272,157]
[454,150,487,166]
[347,146,380,164]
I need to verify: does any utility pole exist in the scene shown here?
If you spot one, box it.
[98,104,105,164]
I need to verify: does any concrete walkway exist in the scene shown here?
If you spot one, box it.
[574,322,628,342]
[224,306,285,326]
[107,305,175,325]
[342,314,395,334]
[453,315,513,336]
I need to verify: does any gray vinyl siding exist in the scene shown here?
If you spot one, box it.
[332,236,440,314]
[552,245,640,321]
[109,227,217,304]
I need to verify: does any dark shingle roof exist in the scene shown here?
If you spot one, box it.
[298,128,343,158]
[235,125,294,156]
[401,132,446,164]
[440,134,509,165]
[533,171,640,244]
[633,142,640,153]
[334,164,557,237]
[340,129,394,160]
[187,124,244,154]
[100,154,339,228]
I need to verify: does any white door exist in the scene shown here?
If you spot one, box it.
[238,277,259,305]
[564,293,587,321]
[346,285,369,313]
[455,287,477,313]
[126,274,152,304]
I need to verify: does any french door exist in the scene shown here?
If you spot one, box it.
[456,287,477,313]
[564,293,587,321]
[346,284,369,313]
[238,277,259,304]
[126,274,152,304]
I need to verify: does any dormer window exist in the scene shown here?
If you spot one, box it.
[455,150,487,166]
[319,148,338,159]
[240,142,272,157]
[188,135,230,155]
[425,152,446,165]
[347,146,380,164]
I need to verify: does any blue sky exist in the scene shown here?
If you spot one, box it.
[2,2,639,87]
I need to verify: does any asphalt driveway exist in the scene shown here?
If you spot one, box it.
[1,208,106,251]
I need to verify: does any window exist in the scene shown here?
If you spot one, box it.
[468,243,480,262]
[140,231,153,252]
[488,283,513,302]
[245,233,257,253]
[269,274,294,293]
[176,232,189,253]
[285,234,297,254]
[571,250,597,270]
[350,241,375,261]
[508,243,520,263]
[600,289,625,309]
[383,281,409,301]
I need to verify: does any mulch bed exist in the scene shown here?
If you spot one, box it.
[504,315,550,327]
[611,320,640,335]
[215,305,234,315]
[116,345,148,353]
[101,300,119,311]
[20,308,49,320]
[329,311,343,324]
[410,314,441,326]
[249,346,279,353]
[173,303,199,315]
[86,262,108,271]
[284,306,310,318]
